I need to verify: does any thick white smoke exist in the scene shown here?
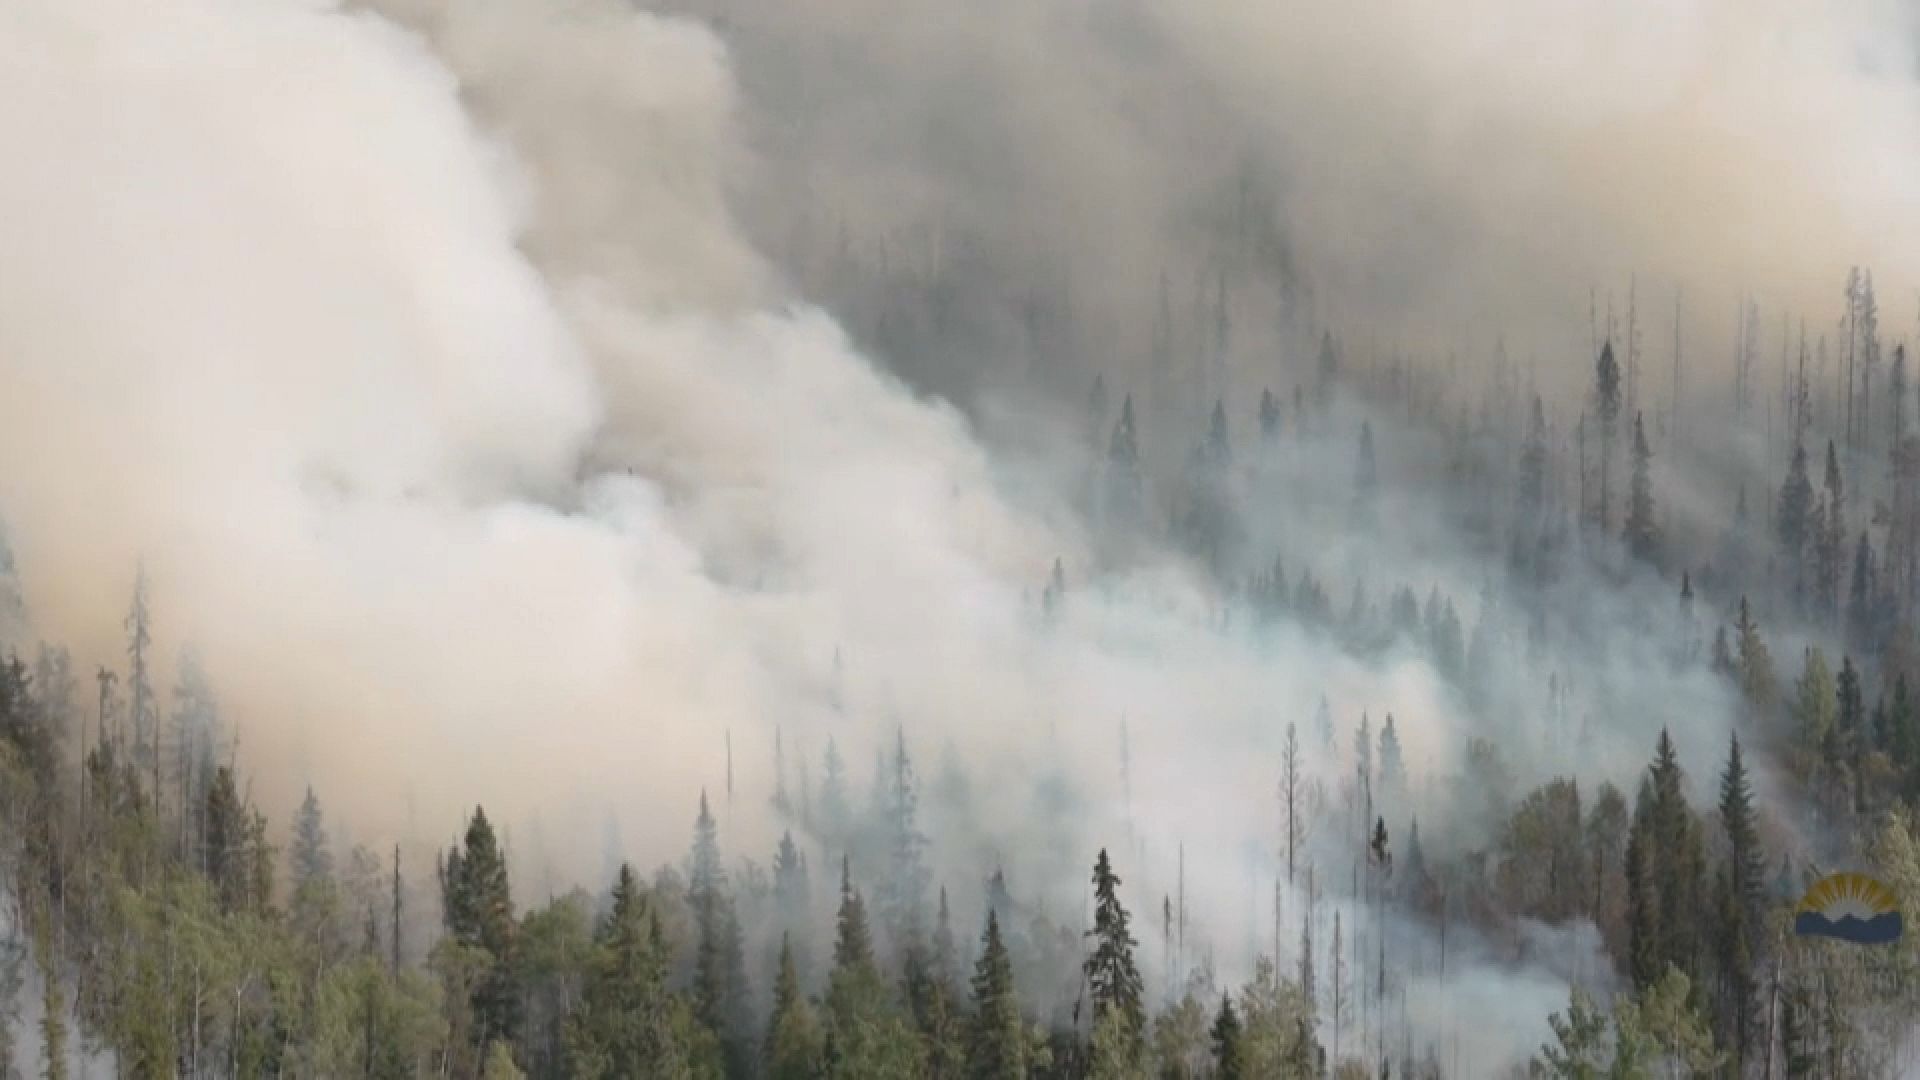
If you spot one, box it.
[0,0,1846,1069]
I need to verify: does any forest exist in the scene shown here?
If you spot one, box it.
[5,0,1920,1077]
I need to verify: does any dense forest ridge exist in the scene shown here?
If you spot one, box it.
[5,266,1920,1078]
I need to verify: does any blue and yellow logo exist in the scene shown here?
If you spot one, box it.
[1793,872,1903,946]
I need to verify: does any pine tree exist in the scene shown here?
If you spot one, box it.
[765,935,823,1080]
[205,765,252,914]
[1779,438,1815,610]
[1836,656,1866,810]
[1794,648,1837,759]
[878,728,930,950]
[1848,531,1879,655]
[290,786,333,889]
[1888,677,1919,802]
[443,806,518,1056]
[1084,850,1146,1060]
[689,792,751,1075]
[1816,441,1846,621]
[1377,714,1406,806]
[1352,422,1378,526]
[1734,596,1775,713]
[821,738,852,849]
[824,857,924,1077]
[966,909,1025,1079]
[1594,340,1623,531]
[1624,411,1656,561]
[567,863,688,1078]
[1282,721,1306,887]
[1210,994,1244,1080]
[1715,734,1766,1069]
[1624,732,1706,991]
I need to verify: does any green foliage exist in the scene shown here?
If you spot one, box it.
[766,936,824,1080]
[966,909,1026,1079]
[1085,849,1146,1063]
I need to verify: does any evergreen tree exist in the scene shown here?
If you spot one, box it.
[1352,422,1377,526]
[1836,656,1866,810]
[1816,441,1846,621]
[1377,714,1406,806]
[1733,596,1775,713]
[1779,438,1815,609]
[442,806,518,1057]
[878,728,930,950]
[1210,994,1244,1080]
[567,863,689,1078]
[1624,733,1705,991]
[824,857,924,1078]
[1794,648,1837,760]
[1594,340,1622,531]
[966,909,1025,1079]
[1084,849,1146,1062]
[1714,734,1765,1069]
[821,738,852,849]
[1848,531,1879,655]
[689,792,751,1075]
[1624,411,1656,561]
[766,935,824,1080]
[290,785,333,890]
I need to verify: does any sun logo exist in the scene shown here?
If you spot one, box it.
[1793,872,1903,945]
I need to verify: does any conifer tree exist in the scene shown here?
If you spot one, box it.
[1734,596,1775,713]
[821,738,852,849]
[1594,340,1622,531]
[290,786,333,889]
[1259,389,1281,442]
[1714,734,1765,1068]
[966,909,1025,1079]
[443,806,518,1055]
[1084,849,1146,1061]
[1816,441,1846,621]
[1836,656,1866,810]
[1624,411,1656,561]
[567,863,688,1078]
[766,935,823,1080]
[1377,714,1406,807]
[689,792,751,1076]
[824,857,924,1077]
[1352,422,1377,527]
[1210,994,1244,1080]
[1848,531,1878,655]
[878,728,930,950]
[1794,648,1837,759]
[1779,438,1815,609]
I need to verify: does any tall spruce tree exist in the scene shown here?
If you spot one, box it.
[1624,411,1657,561]
[1084,849,1146,1062]
[567,863,688,1078]
[765,935,823,1080]
[966,909,1025,1079]
[1594,340,1623,531]
[689,792,751,1076]
[443,807,518,1055]
[1715,734,1765,1069]
[1779,438,1815,610]
[1210,994,1244,1080]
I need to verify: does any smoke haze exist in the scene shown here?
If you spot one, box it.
[1,0,1916,1070]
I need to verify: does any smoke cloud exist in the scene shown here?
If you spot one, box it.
[0,0,1905,1068]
